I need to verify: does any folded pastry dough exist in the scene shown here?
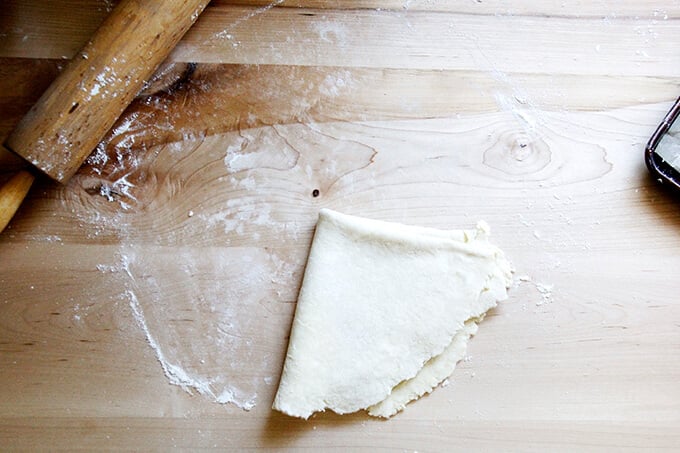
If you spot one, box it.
[273,209,512,419]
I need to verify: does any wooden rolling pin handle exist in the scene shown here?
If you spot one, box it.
[3,0,211,184]
[0,170,35,233]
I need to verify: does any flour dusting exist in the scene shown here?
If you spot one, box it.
[127,289,216,397]
[313,20,349,46]
[209,0,285,46]
[87,239,287,411]
[517,275,555,306]
[534,282,555,305]
[318,70,355,97]
[75,132,301,412]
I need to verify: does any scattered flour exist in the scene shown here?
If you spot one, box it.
[210,0,285,45]
[126,289,216,398]
[126,286,259,411]
[534,282,555,305]
[98,174,138,210]
[517,275,555,306]
[26,234,62,243]
[77,130,304,412]
[313,20,349,46]
[88,242,283,411]
[318,70,355,97]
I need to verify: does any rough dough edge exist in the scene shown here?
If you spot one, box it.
[367,317,481,418]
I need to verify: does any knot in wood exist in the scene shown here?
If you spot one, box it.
[483,130,550,177]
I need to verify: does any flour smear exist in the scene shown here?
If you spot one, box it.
[79,131,295,413]
[91,237,281,411]
[79,122,300,410]
[80,148,283,411]
[127,288,257,410]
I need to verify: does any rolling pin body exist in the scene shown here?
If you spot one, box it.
[4,0,210,183]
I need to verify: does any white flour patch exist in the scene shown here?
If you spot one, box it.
[126,287,258,411]
[313,20,349,46]
[318,70,355,98]
[534,282,555,305]
[78,144,296,412]
[493,91,542,136]
[98,173,138,210]
[89,243,285,412]
[199,201,273,237]
[210,0,285,45]
[126,289,216,397]
[516,275,555,306]
[198,196,300,241]
[216,387,257,411]
[25,234,63,243]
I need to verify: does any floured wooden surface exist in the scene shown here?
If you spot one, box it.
[1,0,679,450]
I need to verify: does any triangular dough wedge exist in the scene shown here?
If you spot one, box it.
[273,209,512,419]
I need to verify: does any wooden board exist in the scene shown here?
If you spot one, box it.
[1,1,679,450]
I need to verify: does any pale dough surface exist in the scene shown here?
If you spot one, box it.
[272,209,512,419]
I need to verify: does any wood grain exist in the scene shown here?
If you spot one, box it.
[1,0,679,451]
[3,1,680,75]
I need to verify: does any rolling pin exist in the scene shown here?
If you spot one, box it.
[0,0,211,233]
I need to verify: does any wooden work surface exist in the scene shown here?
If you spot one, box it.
[1,1,679,450]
